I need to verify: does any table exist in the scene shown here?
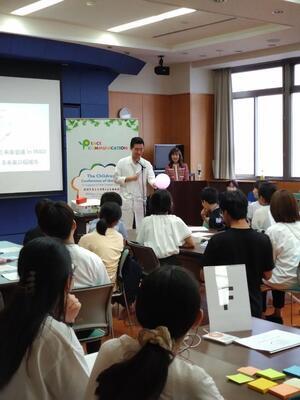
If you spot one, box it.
[186,318,300,399]
[0,241,21,303]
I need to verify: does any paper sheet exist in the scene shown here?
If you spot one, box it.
[235,329,300,353]
[0,246,21,254]
[0,265,17,273]
[189,226,208,232]
[1,272,19,281]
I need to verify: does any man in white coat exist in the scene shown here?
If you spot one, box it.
[114,137,156,230]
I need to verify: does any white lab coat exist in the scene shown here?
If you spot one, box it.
[114,156,155,229]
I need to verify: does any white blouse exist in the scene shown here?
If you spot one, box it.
[266,221,300,286]
[85,335,224,400]
[136,214,192,259]
[0,317,89,400]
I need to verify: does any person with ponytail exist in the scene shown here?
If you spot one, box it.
[0,237,89,400]
[85,266,223,400]
[79,202,124,282]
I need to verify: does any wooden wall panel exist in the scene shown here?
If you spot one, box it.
[109,91,171,163]
[275,181,300,192]
[190,94,214,179]
[170,94,191,167]
[142,94,171,162]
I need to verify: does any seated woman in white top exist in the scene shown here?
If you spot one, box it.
[251,182,276,232]
[136,190,194,263]
[264,190,300,319]
[0,237,89,400]
[85,265,224,400]
[79,202,124,282]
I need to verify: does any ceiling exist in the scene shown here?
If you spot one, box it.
[1,0,300,67]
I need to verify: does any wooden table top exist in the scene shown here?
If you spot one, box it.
[185,318,300,400]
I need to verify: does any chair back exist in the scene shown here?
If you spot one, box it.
[117,248,130,281]
[72,283,114,335]
[127,241,160,274]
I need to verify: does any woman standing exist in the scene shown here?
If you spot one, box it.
[165,147,189,181]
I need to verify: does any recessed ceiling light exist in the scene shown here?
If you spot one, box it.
[272,9,284,14]
[107,8,196,32]
[11,0,63,16]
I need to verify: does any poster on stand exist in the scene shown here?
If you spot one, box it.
[66,118,138,203]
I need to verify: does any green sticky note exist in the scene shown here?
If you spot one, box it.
[227,373,255,384]
[257,368,286,381]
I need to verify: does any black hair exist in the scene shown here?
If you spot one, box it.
[168,147,184,168]
[0,237,72,389]
[219,190,248,220]
[38,201,74,240]
[96,265,201,400]
[253,180,262,190]
[96,202,122,236]
[35,198,52,219]
[227,180,239,189]
[201,186,219,205]
[258,182,277,204]
[149,190,172,215]
[130,137,144,149]
[100,192,122,207]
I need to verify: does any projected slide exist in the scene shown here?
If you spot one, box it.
[0,103,50,172]
[0,76,63,196]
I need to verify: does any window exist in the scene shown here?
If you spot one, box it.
[232,67,282,92]
[291,93,300,177]
[233,98,254,175]
[232,66,283,177]
[256,95,283,177]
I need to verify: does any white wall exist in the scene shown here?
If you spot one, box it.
[190,66,214,94]
[109,62,214,94]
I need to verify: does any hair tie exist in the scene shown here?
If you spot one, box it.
[138,326,174,352]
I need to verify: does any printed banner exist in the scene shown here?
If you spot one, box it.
[66,118,138,202]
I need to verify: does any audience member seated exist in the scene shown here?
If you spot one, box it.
[23,198,52,245]
[226,179,239,191]
[247,180,260,203]
[200,187,225,231]
[251,182,277,232]
[79,202,124,283]
[85,266,224,400]
[263,189,300,320]
[88,191,127,240]
[247,181,269,222]
[165,147,189,181]
[0,237,89,399]
[136,190,194,265]
[203,190,274,318]
[38,200,110,288]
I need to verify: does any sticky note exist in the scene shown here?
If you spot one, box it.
[283,366,300,378]
[268,383,300,400]
[237,366,259,377]
[285,378,300,389]
[248,378,278,394]
[257,368,286,381]
[227,373,254,384]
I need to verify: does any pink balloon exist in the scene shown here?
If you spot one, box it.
[155,173,171,189]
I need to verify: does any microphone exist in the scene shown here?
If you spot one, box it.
[137,160,146,169]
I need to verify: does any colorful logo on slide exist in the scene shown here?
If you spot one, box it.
[78,139,128,151]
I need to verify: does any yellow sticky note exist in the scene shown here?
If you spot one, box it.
[237,366,259,377]
[227,373,254,384]
[257,368,286,381]
[248,378,278,394]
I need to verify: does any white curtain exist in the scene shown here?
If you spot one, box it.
[213,69,235,179]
